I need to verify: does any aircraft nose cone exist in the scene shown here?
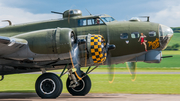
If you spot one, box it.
[159,24,174,50]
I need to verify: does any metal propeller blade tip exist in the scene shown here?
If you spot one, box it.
[69,33,83,80]
[108,64,115,83]
[69,51,82,80]
[107,51,115,83]
[126,62,137,81]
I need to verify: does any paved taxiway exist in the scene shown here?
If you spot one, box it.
[0,93,180,101]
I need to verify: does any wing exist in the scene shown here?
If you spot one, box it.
[0,36,27,55]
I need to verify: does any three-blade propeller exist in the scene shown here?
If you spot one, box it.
[69,31,136,83]
[69,32,116,82]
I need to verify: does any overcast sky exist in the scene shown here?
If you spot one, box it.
[0,0,180,27]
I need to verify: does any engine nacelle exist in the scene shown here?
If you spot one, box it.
[16,28,75,54]
[86,34,107,64]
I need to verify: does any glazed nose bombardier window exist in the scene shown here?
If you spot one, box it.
[120,33,128,39]
[131,32,139,38]
[160,24,173,36]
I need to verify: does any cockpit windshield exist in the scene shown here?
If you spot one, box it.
[101,17,115,22]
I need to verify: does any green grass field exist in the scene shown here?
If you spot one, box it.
[98,50,180,69]
[162,51,180,55]
[167,33,180,47]
[0,73,180,94]
[109,55,180,68]
[0,50,179,94]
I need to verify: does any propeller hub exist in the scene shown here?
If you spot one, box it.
[108,44,116,51]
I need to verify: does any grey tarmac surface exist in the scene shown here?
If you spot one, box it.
[0,93,180,101]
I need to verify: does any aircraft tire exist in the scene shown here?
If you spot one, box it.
[66,72,91,96]
[35,73,63,98]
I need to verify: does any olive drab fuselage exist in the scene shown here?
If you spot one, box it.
[0,16,159,56]
[0,9,174,77]
[0,10,173,69]
[0,9,174,99]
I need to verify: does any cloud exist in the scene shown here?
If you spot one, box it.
[0,0,180,27]
[147,1,180,27]
[0,2,60,27]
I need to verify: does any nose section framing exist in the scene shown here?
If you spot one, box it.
[159,24,174,50]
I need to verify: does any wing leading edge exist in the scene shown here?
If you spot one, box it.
[0,36,27,55]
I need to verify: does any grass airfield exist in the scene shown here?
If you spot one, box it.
[0,51,180,94]
[0,72,180,94]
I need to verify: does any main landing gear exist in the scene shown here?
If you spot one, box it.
[66,71,91,96]
[35,66,96,98]
[35,73,63,98]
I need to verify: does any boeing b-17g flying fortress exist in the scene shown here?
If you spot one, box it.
[0,9,173,98]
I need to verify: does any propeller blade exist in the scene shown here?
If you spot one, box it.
[107,51,115,83]
[69,49,82,80]
[105,43,116,83]
[69,32,82,80]
[105,25,116,84]
[126,62,137,81]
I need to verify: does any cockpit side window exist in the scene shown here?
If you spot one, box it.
[92,18,104,25]
[78,18,104,26]
[149,31,156,37]
[97,18,104,24]
[101,17,115,22]
[87,19,94,25]
[78,19,86,26]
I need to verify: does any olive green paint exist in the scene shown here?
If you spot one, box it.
[0,13,160,57]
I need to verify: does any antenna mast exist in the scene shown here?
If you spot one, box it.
[86,9,92,15]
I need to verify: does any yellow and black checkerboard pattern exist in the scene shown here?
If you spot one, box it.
[90,35,107,63]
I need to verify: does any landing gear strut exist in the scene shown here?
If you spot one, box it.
[66,71,91,96]
[35,65,97,98]
[0,75,4,81]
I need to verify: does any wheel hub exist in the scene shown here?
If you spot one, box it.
[40,78,56,94]
[72,79,85,92]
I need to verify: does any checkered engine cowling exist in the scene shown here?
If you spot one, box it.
[90,35,107,63]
